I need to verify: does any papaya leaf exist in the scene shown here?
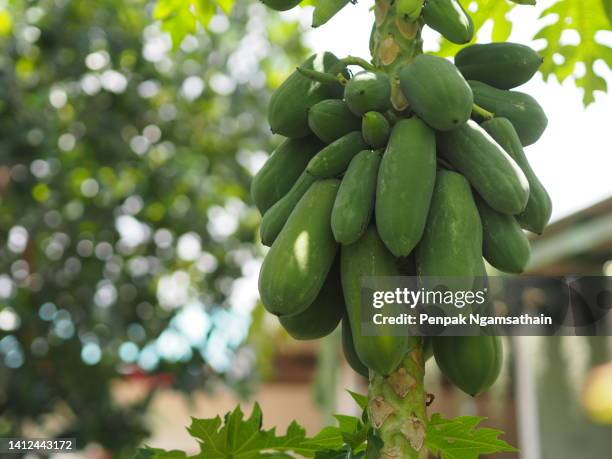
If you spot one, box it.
[346,390,368,410]
[425,413,517,459]
[535,0,611,105]
[133,447,187,459]
[153,0,235,47]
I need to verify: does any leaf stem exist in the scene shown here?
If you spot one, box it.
[296,66,345,86]
[341,56,377,72]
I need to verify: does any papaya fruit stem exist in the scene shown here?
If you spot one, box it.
[472,103,495,120]
[341,55,377,72]
[368,342,428,458]
[296,66,346,87]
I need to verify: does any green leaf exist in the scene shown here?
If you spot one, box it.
[425,414,517,459]
[133,447,188,459]
[346,390,368,410]
[535,0,611,106]
[508,0,536,5]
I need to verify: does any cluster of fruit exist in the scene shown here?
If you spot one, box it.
[253,0,551,396]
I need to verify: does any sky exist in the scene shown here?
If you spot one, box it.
[283,0,612,223]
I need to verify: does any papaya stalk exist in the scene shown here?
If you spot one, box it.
[366,2,429,457]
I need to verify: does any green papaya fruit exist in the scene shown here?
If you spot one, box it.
[481,117,552,234]
[376,118,437,257]
[331,150,381,245]
[341,226,413,375]
[416,169,483,287]
[251,137,323,214]
[423,337,434,362]
[259,179,340,316]
[397,0,424,21]
[422,0,474,44]
[344,71,392,116]
[341,316,369,378]
[455,42,543,89]
[469,80,548,146]
[307,131,368,178]
[261,0,302,11]
[259,171,317,246]
[399,54,473,131]
[437,120,529,215]
[313,0,351,27]
[279,259,344,340]
[475,197,531,274]
[308,99,361,144]
[362,111,391,148]
[269,53,347,138]
[433,335,503,396]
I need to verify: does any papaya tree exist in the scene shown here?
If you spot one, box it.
[138,0,611,458]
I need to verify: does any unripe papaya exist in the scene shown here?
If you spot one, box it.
[469,80,548,146]
[437,120,530,215]
[261,0,301,11]
[307,131,368,178]
[422,0,474,44]
[397,0,424,21]
[455,42,543,89]
[344,71,392,116]
[476,197,531,274]
[341,316,369,378]
[482,118,552,234]
[259,179,340,316]
[269,53,347,138]
[331,150,381,245]
[362,111,390,148]
[376,118,436,257]
[259,171,317,246]
[251,137,323,214]
[341,226,411,375]
[279,259,344,340]
[399,54,473,131]
[313,0,351,27]
[416,169,483,288]
[308,99,361,144]
[433,335,503,396]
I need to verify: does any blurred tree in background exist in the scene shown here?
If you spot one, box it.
[0,0,308,455]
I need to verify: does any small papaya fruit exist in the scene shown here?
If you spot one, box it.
[397,0,424,21]
[344,71,392,116]
[469,80,548,146]
[362,111,391,148]
[313,0,351,27]
[433,335,503,396]
[341,225,411,375]
[399,54,473,131]
[259,179,340,316]
[279,258,344,340]
[251,137,323,214]
[269,53,347,138]
[476,197,531,274]
[481,117,552,234]
[259,171,317,246]
[261,0,302,11]
[376,118,437,257]
[308,99,361,144]
[341,316,369,378]
[455,42,543,89]
[437,120,530,215]
[307,131,368,178]
[422,0,474,44]
[331,149,381,245]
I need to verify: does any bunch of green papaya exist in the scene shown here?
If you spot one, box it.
[255,1,551,396]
